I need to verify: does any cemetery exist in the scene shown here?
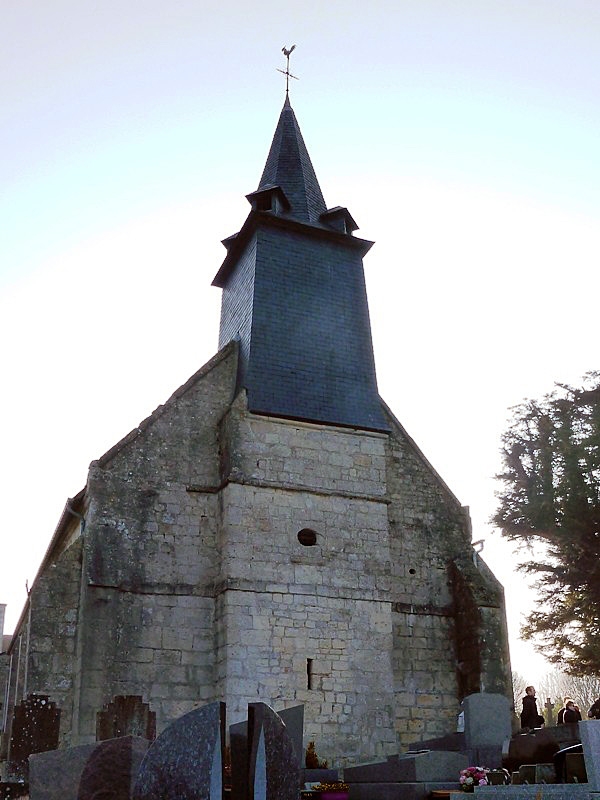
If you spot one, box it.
[0,692,599,798]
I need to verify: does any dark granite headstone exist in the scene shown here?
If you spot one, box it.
[229,719,248,800]
[9,694,60,780]
[96,695,156,742]
[247,703,299,800]
[277,706,304,769]
[133,702,225,800]
[29,736,149,800]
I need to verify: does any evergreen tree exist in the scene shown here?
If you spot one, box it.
[494,373,600,675]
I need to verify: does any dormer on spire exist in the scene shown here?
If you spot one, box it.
[257,97,327,224]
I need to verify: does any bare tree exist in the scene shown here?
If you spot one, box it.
[538,670,600,719]
[512,670,528,715]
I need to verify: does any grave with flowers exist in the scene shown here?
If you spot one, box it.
[458,765,489,792]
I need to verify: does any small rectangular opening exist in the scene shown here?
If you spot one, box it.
[307,658,313,690]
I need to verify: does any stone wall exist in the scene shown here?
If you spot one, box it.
[27,533,83,747]
[216,399,396,764]
[383,406,508,747]
[72,343,238,743]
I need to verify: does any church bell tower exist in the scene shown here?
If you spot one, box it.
[213,96,389,433]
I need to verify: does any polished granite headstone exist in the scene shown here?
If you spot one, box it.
[29,736,149,800]
[133,702,225,800]
[247,703,299,800]
[229,718,248,800]
[277,705,304,769]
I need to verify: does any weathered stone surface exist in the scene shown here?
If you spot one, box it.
[133,702,224,800]
[28,736,149,800]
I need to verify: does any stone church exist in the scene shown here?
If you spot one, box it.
[0,96,511,771]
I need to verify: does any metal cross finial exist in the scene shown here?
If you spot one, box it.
[278,45,298,95]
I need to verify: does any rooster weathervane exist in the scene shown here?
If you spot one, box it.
[278,45,298,95]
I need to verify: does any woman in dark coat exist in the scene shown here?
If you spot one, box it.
[521,686,544,729]
[563,700,582,724]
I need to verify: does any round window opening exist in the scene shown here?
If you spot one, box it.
[408,568,416,575]
[297,528,318,547]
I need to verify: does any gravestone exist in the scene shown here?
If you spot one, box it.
[96,695,156,742]
[277,705,304,769]
[230,705,301,800]
[344,750,468,783]
[579,719,600,790]
[29,736,149,800]
[229,718,248,800]
[247,703,299,800]
[462,692,511,768]
[133,702,225,800]
[545,697,555,726]
[9,694,60,780]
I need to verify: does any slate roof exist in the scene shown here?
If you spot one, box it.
[257,96,327,223]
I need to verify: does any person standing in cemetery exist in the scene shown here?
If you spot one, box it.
[563,700,582,723]
[520,686,544,729]
[557,697,570,724]
[558,698,581,724]
[588,697,600,719]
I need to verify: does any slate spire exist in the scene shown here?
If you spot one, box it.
[257,96,327,223]
[214,98,389,433]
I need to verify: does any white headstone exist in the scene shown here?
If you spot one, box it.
[462,692,512,746]
[579,719,600,790]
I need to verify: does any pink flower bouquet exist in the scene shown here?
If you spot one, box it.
[459,765,489,792]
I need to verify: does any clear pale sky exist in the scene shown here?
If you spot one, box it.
[2,1,599,682]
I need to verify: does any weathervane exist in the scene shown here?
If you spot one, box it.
[278,45,298,95]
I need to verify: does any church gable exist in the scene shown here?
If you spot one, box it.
[84,341,238,591]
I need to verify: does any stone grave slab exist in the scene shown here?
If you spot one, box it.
[344,750,468,783]
[579,719,600,790]
[29,736,149,800]
[462,692,512,768]
[475,786,592,798]
[342,781,461,799]
[133,701,225,800]
[462,692,512,747]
